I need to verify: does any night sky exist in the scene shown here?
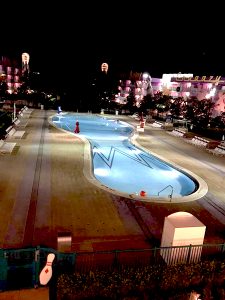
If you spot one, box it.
[1,2,224,91]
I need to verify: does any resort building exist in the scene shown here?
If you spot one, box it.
[116,73,225,116]
[0,56,22,94]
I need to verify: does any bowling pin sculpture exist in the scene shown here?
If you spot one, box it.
[74,121,80,133]
[39,253,55,285]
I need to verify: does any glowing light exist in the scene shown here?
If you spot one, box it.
[162,73,193,83]
[211,87,216,96]
[205,87,216,99]
[161,169,179,179]
[93,148,101,153]
[94,168,110,176]
[142,73,149,79]
[130,148,142,154]
[22,52,30,64]
[118,136,128,141]
[101,63,108,73]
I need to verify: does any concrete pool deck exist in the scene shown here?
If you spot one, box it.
[0,108,225,254]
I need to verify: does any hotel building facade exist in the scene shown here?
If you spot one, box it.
[0,56,21,94]
[117,73,225,116]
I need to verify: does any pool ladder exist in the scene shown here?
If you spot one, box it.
[157,185,174,201]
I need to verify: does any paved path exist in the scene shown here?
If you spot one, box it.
[0,287,48,300]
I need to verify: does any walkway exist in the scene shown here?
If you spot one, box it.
[0,287,48,300]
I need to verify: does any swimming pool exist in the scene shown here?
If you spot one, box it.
[51,113,202,200]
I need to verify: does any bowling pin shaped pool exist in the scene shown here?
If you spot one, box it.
[39,253,55,285]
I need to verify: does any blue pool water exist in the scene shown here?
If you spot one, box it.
[52,113,197,198]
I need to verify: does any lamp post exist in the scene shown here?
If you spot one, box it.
[142,72,153,97]
[13,100,17,121]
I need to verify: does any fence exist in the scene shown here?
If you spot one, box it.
[0,243,225,291]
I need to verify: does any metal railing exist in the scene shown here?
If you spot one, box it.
[157,184,174,200]
[0,243,224,291]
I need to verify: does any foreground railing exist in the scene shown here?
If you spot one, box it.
[0,243,225,291]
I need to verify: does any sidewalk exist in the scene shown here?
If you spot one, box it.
[0,287,49,300]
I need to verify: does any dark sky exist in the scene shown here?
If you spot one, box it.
[1,2,224,90]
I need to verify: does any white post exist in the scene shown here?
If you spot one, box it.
[13,102,16,121]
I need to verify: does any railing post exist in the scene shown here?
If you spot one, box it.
[113,250,119,270]
[33,246,40,288]
[187,244,192,263]
[222,243,225,253]
[153,247,157,263]
[0,249,7,291]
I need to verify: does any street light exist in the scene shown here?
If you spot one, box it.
[141,72,153,97]
[142,72,150,80]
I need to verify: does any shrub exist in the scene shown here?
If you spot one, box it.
[57,259,225,299]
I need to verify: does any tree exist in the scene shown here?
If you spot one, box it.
[0,79,8,100]
[210,114,225,129]
[0,111,13,138]
[184,97,215,128]
[139,94,154,113]
[146,92,174,119]
[170,97,185,120]
[124,88,136,113]
[184,97,199,122]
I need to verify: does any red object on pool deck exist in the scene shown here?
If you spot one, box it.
[140,121,145,128]
[140,190,146,197]
[74,121,80,133]
[140,112,145,128]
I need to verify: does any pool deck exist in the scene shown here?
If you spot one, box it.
[0,108,225,251]
[0,109,225,298]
